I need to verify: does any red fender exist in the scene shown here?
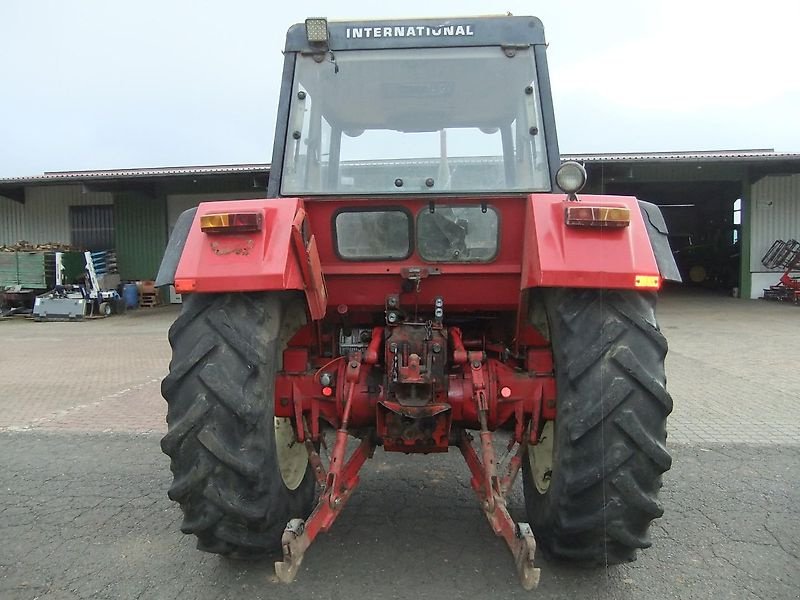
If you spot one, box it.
[521,194,661,290]
[173,198,327,320]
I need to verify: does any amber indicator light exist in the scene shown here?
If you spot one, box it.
[174,278,197,293]
[634,275,661,289]
[565,205,630,228]
[200,212,263,233]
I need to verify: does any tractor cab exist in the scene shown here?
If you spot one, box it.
[269,17,560,199]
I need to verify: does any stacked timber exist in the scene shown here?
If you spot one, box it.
[0,241,81,252]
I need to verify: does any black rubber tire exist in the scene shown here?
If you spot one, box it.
[522,289,673,564]
[160,291,316,557]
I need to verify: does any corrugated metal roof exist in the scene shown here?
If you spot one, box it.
[562,149,800,163]
[0,164,269,185]
[3,150,800,185]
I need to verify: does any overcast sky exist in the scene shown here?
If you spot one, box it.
[1,0,798,178]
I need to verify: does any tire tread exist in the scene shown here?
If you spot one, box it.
[523,289,672,565]
[161,292,315,557]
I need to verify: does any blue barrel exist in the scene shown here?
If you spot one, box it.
[123,283,139,309]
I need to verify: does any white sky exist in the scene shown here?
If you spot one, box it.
[1,0,798,178]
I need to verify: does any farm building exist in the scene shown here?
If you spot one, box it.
[0,150,798,299]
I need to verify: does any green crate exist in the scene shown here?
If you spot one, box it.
[0,252,47,288]
[16,252,47,288]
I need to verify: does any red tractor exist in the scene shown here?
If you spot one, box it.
[156,16,680,589]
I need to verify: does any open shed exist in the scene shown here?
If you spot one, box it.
[1,150,798,299]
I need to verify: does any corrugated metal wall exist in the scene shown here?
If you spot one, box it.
[0,185,113,245]
[750,174,800,272]
[0,186,264,282]
[114,192,167,281]
[0,198,24,243]
[70,204,115,250]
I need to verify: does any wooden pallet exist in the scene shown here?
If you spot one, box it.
[138,292,160,308]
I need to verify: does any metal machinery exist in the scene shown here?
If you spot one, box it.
[33,251,120,320]
[157,16,681,589]
[761,239,800,303]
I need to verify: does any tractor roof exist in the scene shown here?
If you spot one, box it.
[284,16,546,52]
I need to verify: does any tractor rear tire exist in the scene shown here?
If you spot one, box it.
[522,289,672,564]
[160,291,316,557]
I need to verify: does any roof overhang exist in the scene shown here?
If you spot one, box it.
[563,150,800,185]
[563,149,800,164]
[0,164,270,203]
[2,151,799,204]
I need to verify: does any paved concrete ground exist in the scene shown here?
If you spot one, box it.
[0,290,798,599]
[659,291,799,446]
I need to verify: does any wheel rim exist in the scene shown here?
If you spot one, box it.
[689,265,706,283]
[528,421,554,494]
[274,417,308,490]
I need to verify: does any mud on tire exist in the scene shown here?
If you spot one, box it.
[160,291,316,557]
[523,289,673,564]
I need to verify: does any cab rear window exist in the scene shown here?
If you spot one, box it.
[334,209,412,260]
[417,206,498,262]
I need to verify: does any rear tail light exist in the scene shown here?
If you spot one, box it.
[200,212,263,233]
[565,205,630,228]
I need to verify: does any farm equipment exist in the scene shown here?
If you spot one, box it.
[761,239,800,303]
[33,251,121,320]
[0,245,77,315]
[157,16,680,589]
